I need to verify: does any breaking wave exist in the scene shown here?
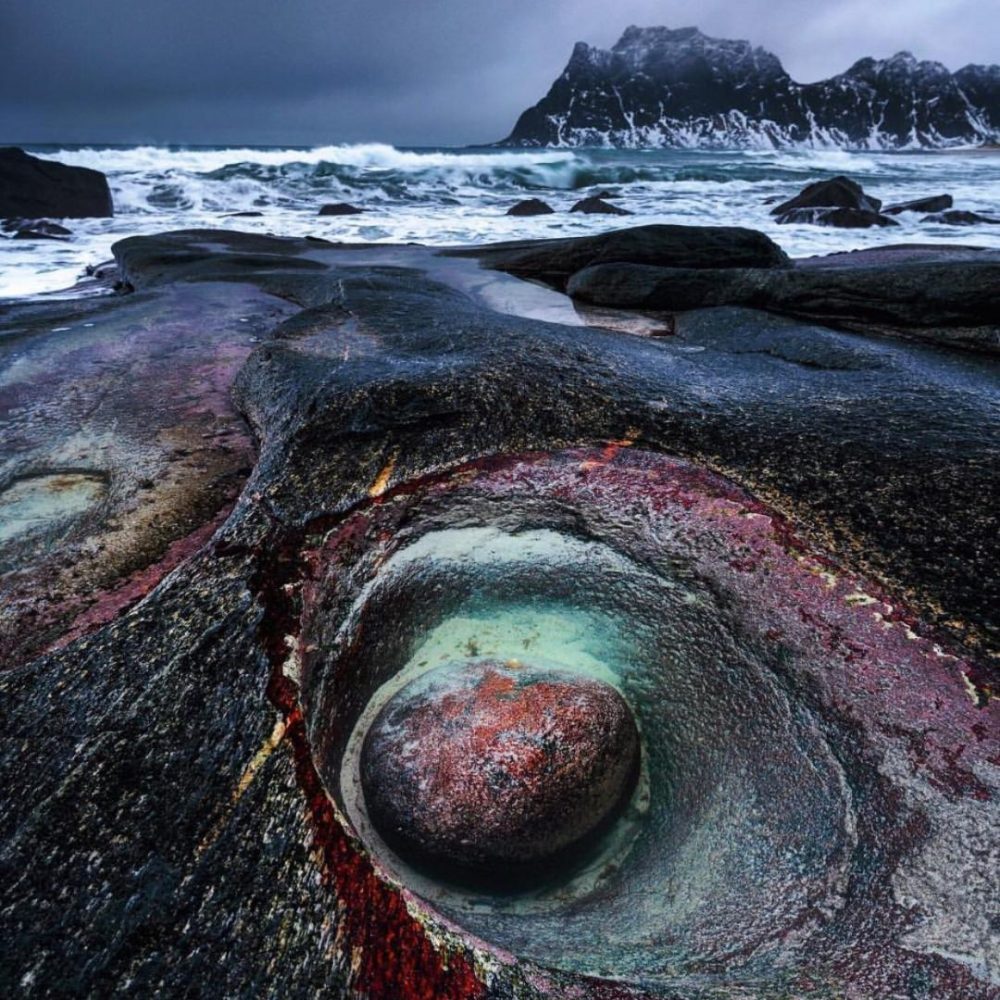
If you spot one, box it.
[4,142,1000,298]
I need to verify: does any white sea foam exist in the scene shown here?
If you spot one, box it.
[2,143,999,299]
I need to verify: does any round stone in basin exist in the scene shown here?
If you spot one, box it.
[360,659,640,883]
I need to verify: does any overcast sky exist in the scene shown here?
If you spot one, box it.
[1,0,996,147]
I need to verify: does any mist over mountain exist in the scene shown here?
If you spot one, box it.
[499,26,1000,148]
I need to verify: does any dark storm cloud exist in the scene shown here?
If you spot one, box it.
[1,0,996,145]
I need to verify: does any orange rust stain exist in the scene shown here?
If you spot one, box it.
[368,452,398,499]
[579,431,639,472]
[194,716,289,859]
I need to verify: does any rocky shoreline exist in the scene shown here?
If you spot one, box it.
[0,213,998,998]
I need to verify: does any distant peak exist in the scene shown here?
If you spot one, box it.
[614,25,711,48]
[498,23,1000,149]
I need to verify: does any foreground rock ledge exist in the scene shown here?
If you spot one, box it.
[0,227,996,999]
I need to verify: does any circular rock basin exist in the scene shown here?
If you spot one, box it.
[360,658,640,886]
[299,448,997,995]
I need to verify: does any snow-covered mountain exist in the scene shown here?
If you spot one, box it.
[497,26,1000,148]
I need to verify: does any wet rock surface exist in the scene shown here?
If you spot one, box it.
[0,227,997,999]
[360,660,640,882]
[0,146,113,219]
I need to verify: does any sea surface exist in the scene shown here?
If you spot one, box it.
[2,143,999,298]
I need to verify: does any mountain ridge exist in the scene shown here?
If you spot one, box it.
[498,26,1000,149]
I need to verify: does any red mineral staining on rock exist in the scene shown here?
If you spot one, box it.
[360,659,640,882]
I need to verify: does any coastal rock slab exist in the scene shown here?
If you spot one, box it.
[567,244,1000,352]
[771,176,897,227]
[771,176,883,216]
[0,229,996,1000]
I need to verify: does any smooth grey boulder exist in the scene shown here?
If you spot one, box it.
[0,147,112,218]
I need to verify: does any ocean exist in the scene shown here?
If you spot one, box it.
[2,142,999,298]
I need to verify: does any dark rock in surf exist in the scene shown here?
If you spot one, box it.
[506,198,556,216]
[318,202,365,216]
[0,147,113,219]
[883,194,953,215]
[771,176,881,215]
[11,227,71,241]
[776,207,898,228]
[2,218,71,235]
[570,196,631,215]
[771,177,896,228]
[6,220,72,240]
[922,209,1000,225]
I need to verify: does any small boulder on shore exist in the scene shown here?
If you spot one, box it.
[884,194,953,215]
[771,176,895,228]
[0,147,112,219]
[506,198,555,216]
[318,202,364,216]
[571,196,631,216]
